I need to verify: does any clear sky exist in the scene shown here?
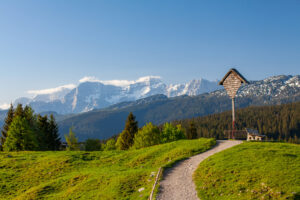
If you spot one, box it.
[0,0,300,106]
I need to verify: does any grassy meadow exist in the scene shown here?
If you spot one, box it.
[194,142,300,200]
[0,138,215,200]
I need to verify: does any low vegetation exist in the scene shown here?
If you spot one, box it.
[114,113,186,151]
[193,142,300,200]
[0,138,215,200]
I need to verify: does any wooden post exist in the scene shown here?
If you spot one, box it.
[219,68,249,140]
[232,98,235,139]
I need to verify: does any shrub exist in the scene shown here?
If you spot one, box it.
[85,139,102,151]
[104,138,116,150]
[161,123,186,143]
[133,122,161,149]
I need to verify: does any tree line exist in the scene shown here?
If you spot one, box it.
[2,101,299,152]
[173,101,300,143]
[79,112,189,151]
[0,104,61,151]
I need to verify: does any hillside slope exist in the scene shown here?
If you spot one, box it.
[0,138,215,200]
[58,89,300,141]
[194,142,300,200]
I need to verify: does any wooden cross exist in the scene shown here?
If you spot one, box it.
[219,68,249,139]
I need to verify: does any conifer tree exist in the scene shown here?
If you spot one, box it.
[65,127,79,151]
[36,114,48,150]
[188,121,198,139]
[48,114,61,150]
[23,106,37,127]
[3,116,38,151]
[0,104,14,150]
[116,112,138,150]
[14,104,24,118]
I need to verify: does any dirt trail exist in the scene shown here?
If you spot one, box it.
[156,140,242,200]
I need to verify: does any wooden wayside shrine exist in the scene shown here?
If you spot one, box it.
[219,68,249,139]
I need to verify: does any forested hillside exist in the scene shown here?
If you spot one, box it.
[58,92,300,141]
[175,101,300,141]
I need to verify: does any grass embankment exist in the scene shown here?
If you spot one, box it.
[194,142,300,200]
[0,138,215,200]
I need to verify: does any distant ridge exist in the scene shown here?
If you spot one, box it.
[57,75,300,141]
[12,76,221,114]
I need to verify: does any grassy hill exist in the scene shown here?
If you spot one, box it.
[0,138,215,200]
[193,142,300,200]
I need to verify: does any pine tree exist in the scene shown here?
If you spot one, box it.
[14,104,24,118]
[0,104,14,150]
[65,127,79,151]
[36,114,48,150]
[23,106,36,126]
[188,121,198,139]
[116,112,138,150]
[48,114,61,150]
[3,116,38,151]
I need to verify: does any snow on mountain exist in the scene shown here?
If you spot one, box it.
[12,76,220,114]
[8,75,300,114]
[28,84,76,102]
[212,75,300,99]
[167,79,221,97]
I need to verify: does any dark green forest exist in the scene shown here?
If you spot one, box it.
[173,101,300,142]
[58,92,300,141]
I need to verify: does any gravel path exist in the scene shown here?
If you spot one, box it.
[156,140,242,200]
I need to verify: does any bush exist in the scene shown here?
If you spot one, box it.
[104,138,116,150]
[85,139,102,151]
[133,122,161,149]
[161,123,186,143]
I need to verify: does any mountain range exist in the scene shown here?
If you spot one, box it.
[1,74,299,141]
[13,76,221,114]
[57,75,300,141]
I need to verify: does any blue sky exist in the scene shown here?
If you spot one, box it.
[0,0,300,106]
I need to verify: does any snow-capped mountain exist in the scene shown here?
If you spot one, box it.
[15,84,76,104]
[213,75,300,100]
[12,74,299,114]
[13,76,221,114]
[57,75,300,140]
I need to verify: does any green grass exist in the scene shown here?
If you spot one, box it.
[0,138,215,200]
[194,142,300,200]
